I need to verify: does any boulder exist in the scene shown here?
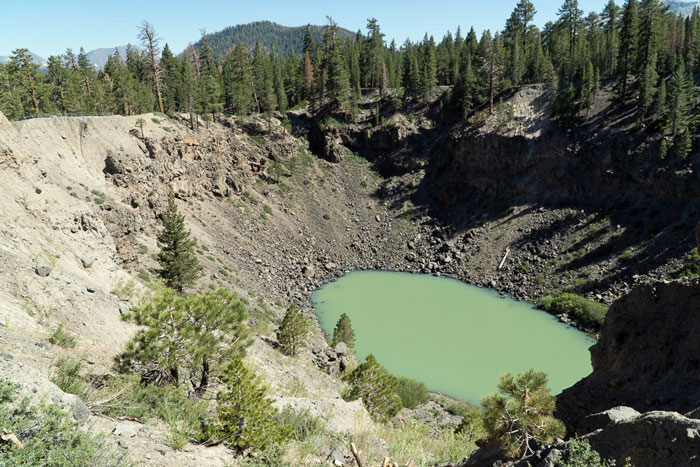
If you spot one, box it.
[302,265,315,278]
[72,396,90,424]
[578,406,641,436]
[586,411,700,467]
[113,423,137,438]
[35,266,51,277]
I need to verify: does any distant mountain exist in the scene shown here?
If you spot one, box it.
[193,21,355,58]
[0,50,46,66]
[666,0,699,15]
[85,45,132,70]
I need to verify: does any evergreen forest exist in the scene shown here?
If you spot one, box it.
[0,0,697,143]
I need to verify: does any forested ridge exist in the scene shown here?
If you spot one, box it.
[1,0,700,153]
[193,21,355,58]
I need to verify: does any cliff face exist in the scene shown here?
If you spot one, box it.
[556,281,700,433]
[429,85,700,210]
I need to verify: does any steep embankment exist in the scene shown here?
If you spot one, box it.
[0,110,420,465]
[557,280,700,430]
[412,84,700,306]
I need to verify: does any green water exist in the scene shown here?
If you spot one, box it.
[311,270,595,402]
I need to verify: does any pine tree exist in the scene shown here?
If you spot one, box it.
[181,45,198,129]
[617,0,639,99]
[636,0,666,77]
[45,55,70,115]
[270,45,288,113]
[321,17,351,108]
[77,47,96,111]
[652,77,666,118]
[277,304,309,357]
[214,357,292,452]
[601,0,619,78]
[558,0,584,58]
[668,58,691,135]
[401,42,421,98]
[138,20,165,114]
[160,44,183,113]
[675,127,692,158]
[365,18,385,89]
[420,34,437,101]
[222,44,255,115]
[505,0,537,86]
[118,287,250,395]
[343,354,402,421]
[156,193,202,292]
[581,60,596,109]
[331,313,356,349]
[302,50,315,103]
[638,52,658,116]
[197,34,223,122]
[481,369,565,459]
[7,48,42,116]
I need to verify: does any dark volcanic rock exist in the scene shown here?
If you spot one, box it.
[463,411,700,467]
[556,281,700,434]
[585,411,700,467]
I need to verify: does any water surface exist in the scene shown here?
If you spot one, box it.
[311,270,595,402]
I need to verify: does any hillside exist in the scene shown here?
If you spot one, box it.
[1,80,700,464]
[0,50,45,66]
[85,45,132,69]
[193,20,355,57]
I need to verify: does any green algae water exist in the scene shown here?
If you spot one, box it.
[311,270,595,402]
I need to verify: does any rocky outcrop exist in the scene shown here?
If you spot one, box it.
[308,121,346,163]
[462,409,700,467]
[556,281,700,433]
[429,85,700,210]
[312,342,357,377]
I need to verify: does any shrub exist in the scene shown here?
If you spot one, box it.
[111,279,136,300]
[239,445,293,467]
[276,407,326,441]
[51,357,84,395]
[87,374,208,450]
[394,376,429,409]
[213,358,292,452]
[482,369,565,459]
[343,354,402,421]
[331,312,355,349]
[555,439,624,467]
[49,323,77,348]
[540,293,608,329]
[0,379,125,466]
[156,193,202,292]
[277,304,309,357]
[672,248,700,278]
[454,403,485,442]
[378,422,478,465]
[118,287,251,395]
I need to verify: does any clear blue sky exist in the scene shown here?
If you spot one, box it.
[2,0,612,58]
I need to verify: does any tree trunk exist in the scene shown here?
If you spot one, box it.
[59,88,67,115]
[84,76,92,96]
[26,69,40,115]
[196,355,209,395]
[489,56,495,114]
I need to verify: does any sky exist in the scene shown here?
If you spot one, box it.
[2,0,614,58]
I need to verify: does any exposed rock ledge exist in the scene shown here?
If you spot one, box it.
[556,280,700,433]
